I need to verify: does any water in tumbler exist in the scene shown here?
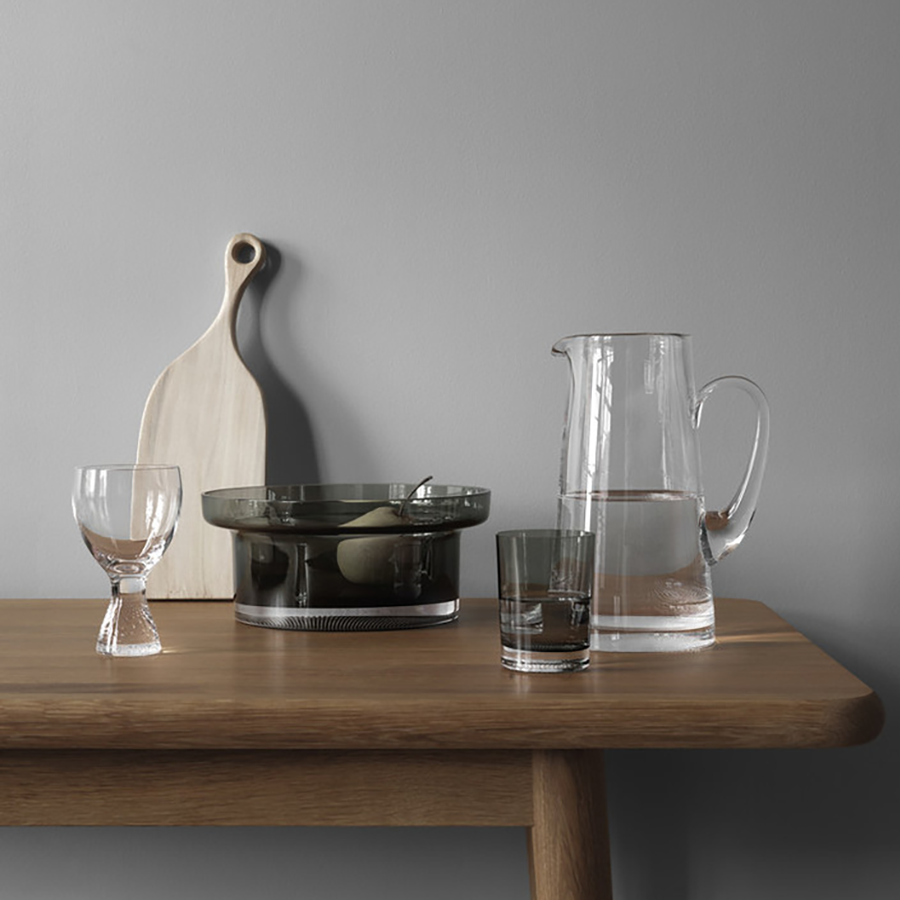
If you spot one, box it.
[499,595,590,652]
[558,490,715,651]
[499,594,590,672]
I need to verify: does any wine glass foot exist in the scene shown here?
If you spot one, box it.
[96,639,162,657]
[96,580,162,657]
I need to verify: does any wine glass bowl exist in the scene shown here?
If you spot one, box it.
[73,465,182,656]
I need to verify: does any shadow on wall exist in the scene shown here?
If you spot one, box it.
[606,626,896,900]
[237,242,321,486]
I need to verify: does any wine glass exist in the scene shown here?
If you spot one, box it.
[72,464,182,656]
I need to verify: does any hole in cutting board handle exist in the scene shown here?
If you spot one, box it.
[231,241,257,264]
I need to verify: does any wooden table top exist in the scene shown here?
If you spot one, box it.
[0,598,883,752]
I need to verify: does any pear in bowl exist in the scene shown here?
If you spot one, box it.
[336,506,411,585]
[335,477,432,585]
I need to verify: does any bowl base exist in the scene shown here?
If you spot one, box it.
[234,599,459,631]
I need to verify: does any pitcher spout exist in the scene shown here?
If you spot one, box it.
[551,334,582,359]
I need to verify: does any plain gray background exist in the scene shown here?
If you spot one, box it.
[2,1,897,897]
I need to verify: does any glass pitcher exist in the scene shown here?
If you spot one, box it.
[553,333,769,652]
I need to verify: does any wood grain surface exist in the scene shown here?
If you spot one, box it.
[0,596,884,900]
[136,233,267,601]
[529,750,613,900]
[0,749,532,827]
[0,598,883,751]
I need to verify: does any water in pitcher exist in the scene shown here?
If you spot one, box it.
[558,490,715,651]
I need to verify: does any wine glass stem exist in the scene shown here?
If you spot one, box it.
[97,575,161,657]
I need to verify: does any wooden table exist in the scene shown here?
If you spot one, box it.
[0,598,884,899]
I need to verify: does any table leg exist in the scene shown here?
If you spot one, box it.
[527,749,613,900]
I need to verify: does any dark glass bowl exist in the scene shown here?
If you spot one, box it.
[202,483,490,631]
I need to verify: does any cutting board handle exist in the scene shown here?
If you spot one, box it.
[217,233,267,339]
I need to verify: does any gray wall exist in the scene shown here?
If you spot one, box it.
[2,1,897,897]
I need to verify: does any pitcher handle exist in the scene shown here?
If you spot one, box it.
[695,376,770,564]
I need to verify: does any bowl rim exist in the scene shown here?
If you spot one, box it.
[201,482,492,500]
[200,483,491,535]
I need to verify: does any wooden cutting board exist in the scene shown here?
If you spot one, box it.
[137,233,267,599]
